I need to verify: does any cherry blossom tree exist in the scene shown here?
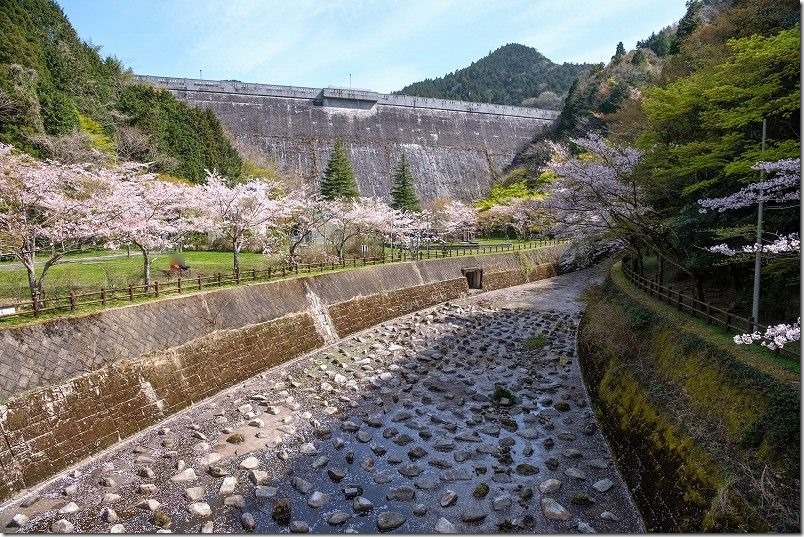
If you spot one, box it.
[0,143,113,307]
[199,171,288,274]
[277,189,331,265]
[324,197,396,259]
[101,165,201,289]
[699,158,801,349]
[428,199,478,241]
[699,158,800,258]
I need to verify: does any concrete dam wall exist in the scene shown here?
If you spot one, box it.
[134,76,558,202]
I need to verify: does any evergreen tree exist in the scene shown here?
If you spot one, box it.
[390,153,420,211]
[320,138,359,199]
[613,42,626,62]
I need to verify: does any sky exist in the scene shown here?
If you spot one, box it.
[58,0,688,94]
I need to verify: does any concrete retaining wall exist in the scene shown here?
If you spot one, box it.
[0,245,567,500]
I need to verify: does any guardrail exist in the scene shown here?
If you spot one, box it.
[621,261,797,358]
[0,240,561,322]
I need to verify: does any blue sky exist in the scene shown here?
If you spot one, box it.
[58,0,687,94]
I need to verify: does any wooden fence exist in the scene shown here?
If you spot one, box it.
[0,240,561,322]
[621,261,797,358]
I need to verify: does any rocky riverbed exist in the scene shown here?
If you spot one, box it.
[0,268,643,533]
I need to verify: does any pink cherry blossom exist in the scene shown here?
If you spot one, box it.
[734,318,801,351]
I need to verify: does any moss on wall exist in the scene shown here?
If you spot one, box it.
[578,264,800,532]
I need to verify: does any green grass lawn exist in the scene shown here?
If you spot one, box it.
[0,251,280,302]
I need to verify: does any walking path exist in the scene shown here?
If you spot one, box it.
[0,267,643,533]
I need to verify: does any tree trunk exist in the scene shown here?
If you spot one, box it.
[658,253,665,285]
[233,239,241,275]
[142,249,151,291]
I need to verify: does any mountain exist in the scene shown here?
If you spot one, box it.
[0,0,242,181]
[396,43,592,110]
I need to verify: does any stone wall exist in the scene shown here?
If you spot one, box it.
[134,76,556,202]
[0,245,567,500]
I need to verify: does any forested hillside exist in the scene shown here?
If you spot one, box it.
[396,43,590,109]
[0,0,242,181]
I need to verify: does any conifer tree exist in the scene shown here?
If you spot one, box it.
[390,153,420,212]
[320,138,359,199]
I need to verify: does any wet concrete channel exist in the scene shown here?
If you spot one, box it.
[0,268,644,533]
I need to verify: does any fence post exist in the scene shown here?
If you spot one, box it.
[217,273,222,287]
[252,269,257,281]
[70,290,76,311]
[32,299,39,317]
[676,290,682,311]
[724,309,732,331]
[101,287,106,305]
[281,267,286,277]
[197,275,202,290]
[747,317,754,333]
[705,302,712,324]
[268,267,272,279]
[177,278,182,294]
[154,281,160,297]
[236,271,241,284]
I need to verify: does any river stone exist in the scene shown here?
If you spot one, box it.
[435,517,457,533]
[59,502,80,514]
[593,478,614,492]
[387,485,416,501]
[545,457,560,471]
[308,491,330,508]
[138,498,161,511]
[398,463,423,477]
[539,478,563,494]
[240,456,260,470]
[255,486,278,499]
[408,446,427,459]
[102,493,122,504]
[353,496,374,513]
[220,476,239,494]
[600,511,621,522]
[588,459,610,469]
[7,514,29,528]
[241,512,256,531]
[200,521,214,533]
[224,495,246,508]
[373,473,393,484]
[290,521,310,533]
[51,519,74,533]
[300,443,318,455]
[249,471,268,486]
[578,521,597,533]
[564,467,586,479]
[185,487,205,501]
[328,467,346,482]
[291,477,314,494]
[383,427,399,439]
[540,498,571,521]
[413,504,427,516]
[110,524,126,533]
[171,468,198,482]
[516,463,539,476]
[188,502,212,517]
[328,511,351,526]
[440,490,458,507]
[138,484,158,495]
[377,511,406,531]
[460,510,487,524]
[492,494,512,511]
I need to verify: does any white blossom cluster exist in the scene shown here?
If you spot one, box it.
[707,233,800,256]
[734,318,801,350]
[698,158,801,213]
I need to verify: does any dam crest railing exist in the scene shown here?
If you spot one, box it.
[132,75,559,120]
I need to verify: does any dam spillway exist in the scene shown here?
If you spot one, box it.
[134,76,558,202]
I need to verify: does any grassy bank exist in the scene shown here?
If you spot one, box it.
[577,262,800,532]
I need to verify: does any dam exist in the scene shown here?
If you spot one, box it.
[134,76,558,201]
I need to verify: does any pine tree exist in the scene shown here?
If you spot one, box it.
[390,153,420,212]
[320,138,359,199]
[613,42,626,62]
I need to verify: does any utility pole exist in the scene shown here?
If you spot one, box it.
[349,74,351,89]
[751,118,767,331]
